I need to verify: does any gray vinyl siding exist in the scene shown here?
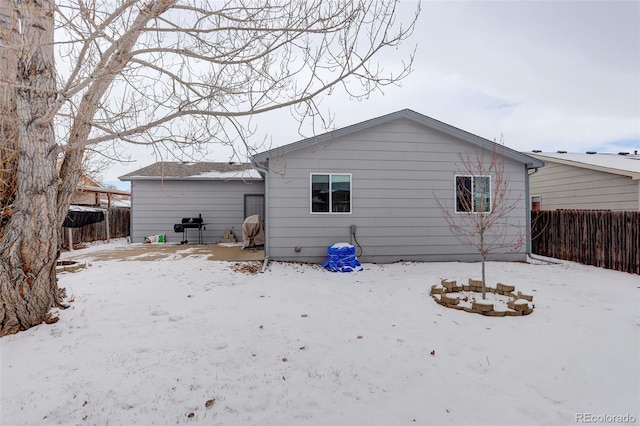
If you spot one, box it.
[264,118,528,263]
[530,162,639,211]
[130,179,264,244]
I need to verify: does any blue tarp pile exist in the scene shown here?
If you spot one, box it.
[321,242,362,272]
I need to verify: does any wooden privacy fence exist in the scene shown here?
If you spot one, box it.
[531,210,640,275]
[61,207,130,249]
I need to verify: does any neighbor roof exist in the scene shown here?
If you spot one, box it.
[528,152,640,180]
[119,162,262,181]
[79,185,130,196]
[251,109,545,169]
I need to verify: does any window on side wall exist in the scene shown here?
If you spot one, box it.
[531,195,541,211]
[455,175,491,213]
[311,173,351,213]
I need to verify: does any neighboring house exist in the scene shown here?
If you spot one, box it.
[75,181,131,208]
[63,174,132,249]
[119,162,264,244]
[528,152,640,211]
[251,109,544,263]
[58,161,131,207]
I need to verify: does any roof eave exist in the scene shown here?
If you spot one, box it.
[119,176,263,182]
[528,154,639,179]
[79,185,131,195]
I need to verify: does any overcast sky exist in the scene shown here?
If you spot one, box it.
[103,0,639,184]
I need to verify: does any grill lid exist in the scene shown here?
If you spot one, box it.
[181,216,203,224]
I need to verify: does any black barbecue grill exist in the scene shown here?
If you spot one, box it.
[174,214,205,244]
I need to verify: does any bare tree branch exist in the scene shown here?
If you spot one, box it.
[47,0,418,155]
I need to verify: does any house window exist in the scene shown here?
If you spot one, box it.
[531,195,541,211]
[455,176,491,213]
[311,173,351,213]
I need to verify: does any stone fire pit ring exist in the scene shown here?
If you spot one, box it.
[430,279,535,317]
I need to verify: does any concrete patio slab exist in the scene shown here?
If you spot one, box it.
[64,243,264,263]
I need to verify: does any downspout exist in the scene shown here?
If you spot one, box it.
[526,166,559,265]
[525,165,536,255]
[128,181,134,244]
[251,158,270,273]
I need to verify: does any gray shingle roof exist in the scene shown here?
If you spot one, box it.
[119,162,262,181]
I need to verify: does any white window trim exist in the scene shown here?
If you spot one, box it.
[454,174,492,214]
[310,173,353,215]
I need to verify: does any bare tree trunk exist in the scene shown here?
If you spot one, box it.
[0,1,62,336]
[481,254,486,300]
[480,231,486,299]
[0,0,20,236]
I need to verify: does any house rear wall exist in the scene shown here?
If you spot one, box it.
[264,118,529,263]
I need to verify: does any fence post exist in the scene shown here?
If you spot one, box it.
[67,227,74,251]
[105,208,111,243]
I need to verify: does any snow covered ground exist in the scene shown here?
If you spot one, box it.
[1,241,639,425]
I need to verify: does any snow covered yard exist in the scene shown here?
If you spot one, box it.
[1,243,638,425]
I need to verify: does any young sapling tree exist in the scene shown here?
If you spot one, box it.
[436,145,526,299]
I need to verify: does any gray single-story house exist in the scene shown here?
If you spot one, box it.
[251,109,543,263]
[120,109,544,262]
[528,151,640,211]
[119,162,264,244]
